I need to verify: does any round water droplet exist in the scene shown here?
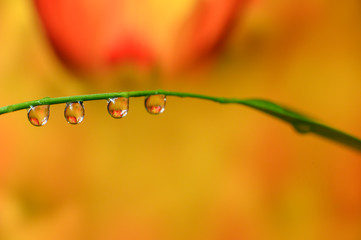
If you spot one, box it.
[64,102,85,124]
[107,97,129,118]
[145,94,166,115]
[293,122,311,134]
[27,105,50,127]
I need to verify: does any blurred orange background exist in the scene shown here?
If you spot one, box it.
[1,0,361,239]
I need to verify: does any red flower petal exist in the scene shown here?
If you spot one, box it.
[33,0,248,74]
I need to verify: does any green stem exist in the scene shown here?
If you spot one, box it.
[1,89,360,153]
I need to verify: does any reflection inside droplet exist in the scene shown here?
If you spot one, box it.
[107,97,129,118]
[64,102,85,124]
[27,105,50,126]
[145,95,166,115]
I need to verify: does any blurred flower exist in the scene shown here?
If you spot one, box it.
[33,0,248,75]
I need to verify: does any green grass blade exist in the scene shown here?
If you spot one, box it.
[237,99,361,152]
[0,90,360,153]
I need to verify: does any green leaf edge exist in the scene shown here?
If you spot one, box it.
[0,89,360,153]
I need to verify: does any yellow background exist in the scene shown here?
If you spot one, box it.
[0,0,361,239]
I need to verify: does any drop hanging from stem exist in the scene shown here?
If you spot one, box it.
[3,89,358,153]
[107,97,129,119]
[144,94,166,115]
[64,101,85,125]
[27,105,50,127]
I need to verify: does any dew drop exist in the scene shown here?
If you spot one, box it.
[64,102,85,124]
[107,97,129,118]
[293,122,312,134]
[145,95,166,115]
[27,105,50,127]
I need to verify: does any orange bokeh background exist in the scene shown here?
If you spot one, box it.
[0,0,361,239]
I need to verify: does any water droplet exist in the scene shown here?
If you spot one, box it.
[27,105,49,127]
[145,94,166,115]
[293,122,312,134]
[107,97,129,118]
[64,102,85,124]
